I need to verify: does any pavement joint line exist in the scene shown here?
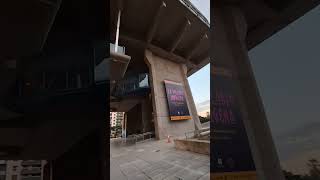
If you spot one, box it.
[111,139,209,180]
[119,165,130,179]
[196,172,210,180]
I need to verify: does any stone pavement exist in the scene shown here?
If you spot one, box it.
[110,138,210,180]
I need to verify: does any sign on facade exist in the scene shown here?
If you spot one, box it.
[164,80,191,121]
[211,67,257,179]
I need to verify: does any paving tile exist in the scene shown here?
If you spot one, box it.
[198,173,210,180]
[111,139,210,180]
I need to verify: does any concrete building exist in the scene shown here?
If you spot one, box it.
[5,160,46,180]
[110,112,124,127]
[110,0,210,140]
[0,0,107,179]
[0,0,319,179]
[110,112,124,138]
[212,0,320,179]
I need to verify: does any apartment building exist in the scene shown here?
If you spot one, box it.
[5,160,46,180]
[110,112,124,127]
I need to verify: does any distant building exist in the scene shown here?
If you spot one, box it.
[4,160,46,180]
[110,112,125,138]
[110,112,124,127]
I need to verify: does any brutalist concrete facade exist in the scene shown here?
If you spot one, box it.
[145,50,202,140]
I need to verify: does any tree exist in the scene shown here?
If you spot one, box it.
[307,158,320,179]
[199,116,209,123]
[283,158,320,180]
[283,170,304,180]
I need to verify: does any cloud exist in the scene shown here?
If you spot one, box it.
[196,100,210,116]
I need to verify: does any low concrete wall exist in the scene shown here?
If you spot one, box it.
[174,139,210,155]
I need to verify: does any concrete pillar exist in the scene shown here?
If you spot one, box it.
[213,5,285,180]
[50,130,105,180]
[145,50,201,140]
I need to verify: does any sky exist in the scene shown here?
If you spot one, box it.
[188,0,210,116]
[249,5,320,174]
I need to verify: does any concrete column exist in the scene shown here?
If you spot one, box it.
[51,130,104,180]
[213,5,285,180]
[145,50,200,140]
[180,64,202,131]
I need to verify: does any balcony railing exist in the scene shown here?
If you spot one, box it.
[21,167,41,175]
[110,43,125,54]
[112,73,150,98]
[21,160,41,166]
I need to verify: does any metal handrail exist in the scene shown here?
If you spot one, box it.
[185,127,210,139]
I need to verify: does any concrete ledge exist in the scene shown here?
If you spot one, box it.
[174,138,210,155]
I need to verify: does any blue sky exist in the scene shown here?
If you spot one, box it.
[188,0,210,115]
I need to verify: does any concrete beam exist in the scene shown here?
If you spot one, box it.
[119,30,209,77]
[119,32,188,64]
[186,60,197,68]
[185,33,208,60]
[187,53,210,76]
[191,50,209,65]
[169,19,192,52]
[117,0,124,11]
[146,1,167,43]
[247,0,320,50]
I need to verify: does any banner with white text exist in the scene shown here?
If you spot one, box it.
[211,67,257,180]
[164,80,191,121]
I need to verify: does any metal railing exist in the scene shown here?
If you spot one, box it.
[111,73,150,98]
[184,127,210,139]
[112,132,155,147]
[127,132,155,144]
[110,43,125,54]
[21,160,42,166]
[179,0,210,26]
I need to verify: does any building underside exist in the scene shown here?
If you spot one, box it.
[0,0,107,179]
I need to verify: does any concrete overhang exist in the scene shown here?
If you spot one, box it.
[110,52,131,81]
[245,0,320,50]
[212,0,320,66]
[110,98,141,112]
[214,0,320,50]
[110,0,210,76]
[0,0,107,160]
[0,0,62,58]
[109,52,131,92]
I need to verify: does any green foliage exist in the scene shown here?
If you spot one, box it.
[308,159,320,179]
[284,158,320,180]
[199,116,209,123]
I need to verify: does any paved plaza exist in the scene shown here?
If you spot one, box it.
[110,139,210,180]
